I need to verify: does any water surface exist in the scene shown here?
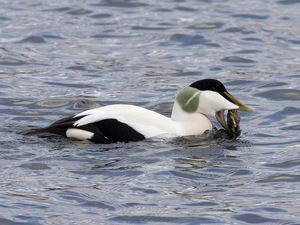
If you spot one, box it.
[1,0,300,224]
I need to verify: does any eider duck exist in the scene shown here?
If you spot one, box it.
[21,79,255,143]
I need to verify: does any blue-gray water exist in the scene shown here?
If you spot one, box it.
[1,0,300,224]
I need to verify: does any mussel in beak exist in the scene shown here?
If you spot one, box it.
[227,109,241,136]
[216,109,241,138]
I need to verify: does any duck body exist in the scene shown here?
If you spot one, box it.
[23,104,212,143]
[21,79,254,143]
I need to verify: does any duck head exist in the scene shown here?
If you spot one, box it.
[172,79,255,131]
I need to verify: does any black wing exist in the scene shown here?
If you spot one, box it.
[21,115,145,143]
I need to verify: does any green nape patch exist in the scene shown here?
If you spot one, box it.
[176,87,201,113]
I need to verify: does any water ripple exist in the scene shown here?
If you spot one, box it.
[1,0,300,224]
[257,89,300,100]
[0,58,26,66]
[233,213,279,224]
[189,23,224,30]
[263,159,300,169]
[17,36,46,43]
[67,9,93,15]
[221,56,256,63]
[109,215,220,224]
[277,0,300,4]
[257,174,300,183]
[92,0,148,8]
[231,14,269,20]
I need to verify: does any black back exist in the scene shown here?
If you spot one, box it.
[190,79,233,103]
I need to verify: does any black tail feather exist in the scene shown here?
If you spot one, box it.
[19,127,66,137]
[20,115,82,138]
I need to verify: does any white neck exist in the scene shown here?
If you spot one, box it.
[171,101,212,135]
[171,101,189,121]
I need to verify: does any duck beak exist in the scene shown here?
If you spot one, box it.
[216,92,255,131]
[215,110,229,130]
[224,92,255,113]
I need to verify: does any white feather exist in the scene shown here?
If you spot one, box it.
[66,128,94,140]
[73,104,212,138]
[74,104,177,138]
[197,91,239,119]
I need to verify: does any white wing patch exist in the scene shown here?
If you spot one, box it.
[66,128,94,140]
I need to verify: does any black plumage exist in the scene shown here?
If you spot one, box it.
[21,115,145,143]
[190,79,233,103]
